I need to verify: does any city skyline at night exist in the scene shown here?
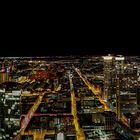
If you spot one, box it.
[0,55,140,140]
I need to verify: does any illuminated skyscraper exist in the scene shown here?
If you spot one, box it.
[137,66,140,116]
[0,88,5,140]
[1,63,5,73]
[116,76,121,120]
[114,55,125,119]
[115,55,125,75]
[114,56,138,120]
[119,64,138,116]
[138,87,140,112]
[103,55,113,101]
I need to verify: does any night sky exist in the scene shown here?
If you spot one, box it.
[0,39,138,57]
[0,45,138,57]
[0,9,139,57]
[0,25,139,56]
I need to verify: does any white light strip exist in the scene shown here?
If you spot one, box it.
[103,56,113,60]
[115,57,125,60]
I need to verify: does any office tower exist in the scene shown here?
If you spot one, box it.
[116,76,121,120]
[119,64,138,116]
[0,88,5,140]
[115,55,125,75]
[114,56,125,119]
[0,73,7,83]
[1,63,5,73]
[0,82,21,140]
[114,56,138,119]
[137,86,140,115]
[101,111,116,131]
[102,55,113,101]
[137,66,140,116]
[0,63,10,83]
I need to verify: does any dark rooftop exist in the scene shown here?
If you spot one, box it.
[0,81,21,90]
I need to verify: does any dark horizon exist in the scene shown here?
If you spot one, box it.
[1,17,139,57]
[0,46,139,57]
[1,29,139,57]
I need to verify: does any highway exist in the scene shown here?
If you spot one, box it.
[75,67,109,111]
[69,73,85,140]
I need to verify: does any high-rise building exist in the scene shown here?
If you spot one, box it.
[137,66,140,116]
[0,82,21,140]
[103,55,113,101]
[116,76,121,120]
[113,56,138,120]
[114,55,125,75]
[137,86,140,115]
[0,88,5,140]
[119,64,138,116]
[0,73,7,83]
[114,56,125,119]
[1,63,5,73]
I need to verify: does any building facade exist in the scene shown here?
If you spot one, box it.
[0,82,21,140]
[103,55,113,101]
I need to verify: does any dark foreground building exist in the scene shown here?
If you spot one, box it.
[0,82,21,140]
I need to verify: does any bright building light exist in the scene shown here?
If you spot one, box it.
[103,56,113,60]
[115,57,125,60]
